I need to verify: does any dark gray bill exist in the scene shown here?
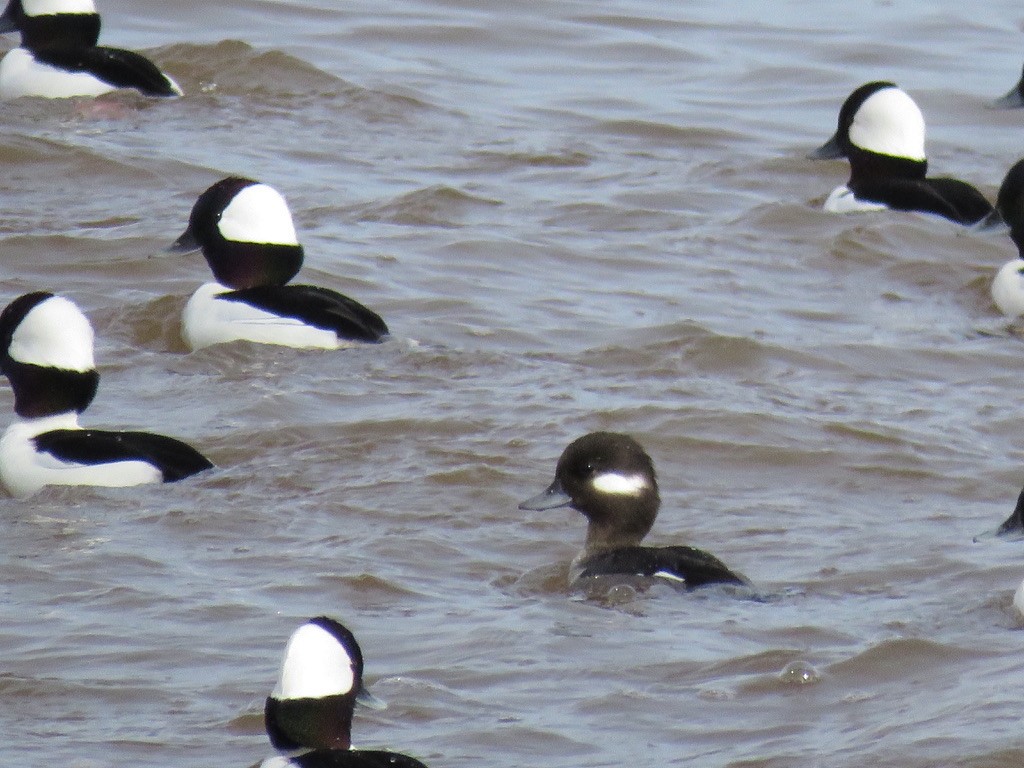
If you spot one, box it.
[808,132,844,160]
[167,228,200,254]
[975,490,1024,542]
[972,208,1006,233]
[518,479,572,511]
[993,69,1024,109]
[355,682,387,710]
[0,0,19,34]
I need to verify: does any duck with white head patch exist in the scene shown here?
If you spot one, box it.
[0,292,211,497]
[261,616,428,768]
[810,81,992,225]
[986,158,1024,319]
[519,431,748,589]
[172,177,389,352]
[0,0,181,98]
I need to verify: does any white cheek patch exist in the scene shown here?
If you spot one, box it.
[273,622,355,700]
[23,0,96,16]
[848,88,926,160]
[9,296,95,372]
[218,184,299,246]
[591,472,649,496]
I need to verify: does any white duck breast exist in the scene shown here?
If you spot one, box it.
[824,185,889,214]
[183,283,346,351]
[848,87,926,160]
[992,259,1024,318]
[0,413,162,498]
[218,184,299,245]
[273,622,356,701]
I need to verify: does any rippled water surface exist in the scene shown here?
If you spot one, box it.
[4,1,1024,766]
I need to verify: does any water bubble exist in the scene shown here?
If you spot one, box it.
[778,660,821,685]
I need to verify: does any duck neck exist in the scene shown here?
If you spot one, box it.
[20,13,100,49]
[582,521,644,555]
[264,693,354,752]
[848,146,927,183]
[4,362,97,418]
[205,241,304,290]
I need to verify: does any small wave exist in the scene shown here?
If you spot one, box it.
[357,185,502,228]
[595,119,746,148]
[158,40,436,118]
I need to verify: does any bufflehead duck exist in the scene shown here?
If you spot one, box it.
[810,81,992,225]
[0,291,211,497]
[262,616,428,768]
[989,158,1024,318]
[0,0,182,99]
[518,431,747,589]
[172,177,389,351]
[994,65,1024,109]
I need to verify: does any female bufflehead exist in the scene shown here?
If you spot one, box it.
[810,81,992,225]
[518,431,748,589]
[994,65,1024,109]
[172,177,389,351]
[989,158,1024,318]
[0,0,181,99]
[262,616,428,768]
[0,292,211,497]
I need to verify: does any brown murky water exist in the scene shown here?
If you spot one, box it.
[3,1,1024,766]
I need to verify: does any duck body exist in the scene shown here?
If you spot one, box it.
[183,283,387,351]
[0,0,181,98]
[260,752,427,768]
[174,178,388,351]
[576,544,746,588]
[0,292,210,497]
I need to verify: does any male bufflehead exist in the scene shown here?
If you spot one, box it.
[0,292,211,497]
[0,0,181,99]
[994,65,1024,109]
[172,177,389,351]
[810,81,992,225]
[989,158,1024,318]
[518,431,748,589]
[262,616,428,768]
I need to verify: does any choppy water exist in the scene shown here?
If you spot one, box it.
[3,1,1024,766]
